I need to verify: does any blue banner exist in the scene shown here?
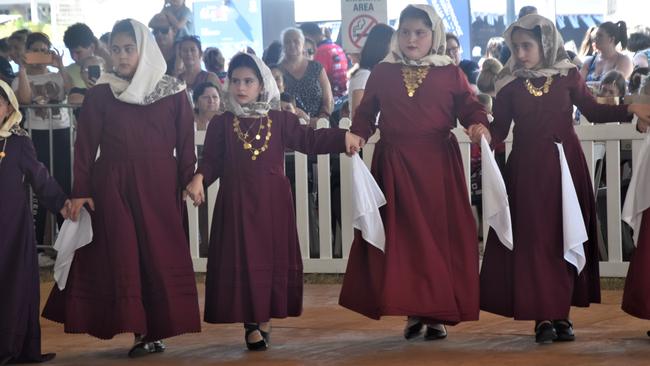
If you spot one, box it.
[428,0,471,59]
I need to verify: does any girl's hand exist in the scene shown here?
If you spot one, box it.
[466,123,491,144]
[630,103,650,123]
[60,199,72,219]
[345,131,365,156]
[50,47,65,70]
[186,175,205,206]
[637,117,650,133]
[70,197,95,221]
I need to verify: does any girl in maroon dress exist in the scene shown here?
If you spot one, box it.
[185,53,363,351]
[0,80,70,364]
[338,4,488,340]
[469,14,650,344]
[42,19,201,358]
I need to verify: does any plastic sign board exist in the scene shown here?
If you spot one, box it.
[341,0,388,53]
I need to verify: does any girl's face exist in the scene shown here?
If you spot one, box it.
[180,41,201,67]
[270,67,284,92]
[511,29,543,70]
[397,18,433,61]
[283,32,304,59]
[0,96,14,122]
[110,32,140,79]
[197,87,220,113]
[593,28,613,52]
[229,67,262,105]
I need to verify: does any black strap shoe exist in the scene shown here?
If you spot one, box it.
[535,320,557,344]
[553,319,575,342]
[404,319,424,340]
[424,324,448,341]
[244,323,268,351]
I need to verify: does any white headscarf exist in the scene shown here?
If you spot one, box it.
[96,19,185,105]
[224,53,280,117]
[495,14,576,94]
[0,79,25,138]
[382,4,452,67]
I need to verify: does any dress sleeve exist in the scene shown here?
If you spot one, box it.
[196,114,226,187]
[453,66,488,129]
[489,86,515,146]
[569,69,632,123]
[175,91,197,187]
[350,66,381,140]
[71,88,104,198]
[282,111,347,154]
[20,136,67,213]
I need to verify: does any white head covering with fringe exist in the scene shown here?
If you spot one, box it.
[96,19,185,105]
[0,79,25,138]
[495,14,576,94]
[382,4,452,67]
[224,52,280,117]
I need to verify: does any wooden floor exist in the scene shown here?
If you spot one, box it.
[39,282,650,366]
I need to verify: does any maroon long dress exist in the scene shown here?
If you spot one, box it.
[622,210,650,319]
[200,110,346,323]
[0,135,65,363]
[480,69,631,320]
[338,63,488,324]
[42,84,201,341]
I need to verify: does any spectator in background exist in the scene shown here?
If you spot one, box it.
[300,22,348,100]
[446,33,480,93]
[581,21,633,81]
[68,55,106,105]
[262,40,282,66]
[518,6,537,18]
[578,26,597,61]
[479,37,506,68]
[597,70,626,102]
[149,12,178,75]
[99,32,111,50]
[7,30,29,71]
[63,23,112,89]
[269,63,309,121]
[203,47,226,83]
[477,58,503,97]
[629,32,650,68]
[176,36,219,91]
[162,0,194,39]
[349,24,393,118]
[192,81,220,131]
[304,38,316,61]
[0,38,14,83]
[12,32,73,257]
[629,67,650,94]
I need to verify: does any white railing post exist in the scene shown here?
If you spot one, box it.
[338,118,354,259]
[316,118,333,259]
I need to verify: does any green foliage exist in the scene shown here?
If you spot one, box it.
[0,17,52,39]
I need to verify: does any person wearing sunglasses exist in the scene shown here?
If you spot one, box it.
[148,12,178,75]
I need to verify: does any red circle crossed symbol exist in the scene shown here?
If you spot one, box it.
[348,14,378,49]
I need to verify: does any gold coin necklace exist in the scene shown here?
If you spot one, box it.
[524,76,553,97]
[401,66,430,97]
[233,115,273,160]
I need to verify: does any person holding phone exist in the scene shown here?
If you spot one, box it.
[12,32,73,255]
[67,55,105,106]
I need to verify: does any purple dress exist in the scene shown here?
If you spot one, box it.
[199,110,346,323]
[42,85,201,341]
[0,134,66,363]
[480,69,631,320]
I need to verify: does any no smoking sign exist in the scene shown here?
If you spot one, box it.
[348,14,378,49]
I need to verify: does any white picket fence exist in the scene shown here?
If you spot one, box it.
[187,117,647,277]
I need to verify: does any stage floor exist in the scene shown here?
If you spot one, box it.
[39,283,650,365]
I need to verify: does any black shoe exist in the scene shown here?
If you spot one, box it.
[403,320,424,340]
[424,325,448,341]
[244,323,268,351]
[535,321,557,344]
[553,320,575,342]
[151,340,166,353]
[647,330,650,338]
[128,341,155,358]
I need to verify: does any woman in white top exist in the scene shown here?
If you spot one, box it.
[348,24,394,118]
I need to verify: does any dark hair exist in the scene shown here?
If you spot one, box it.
[9,29,29,42]
[25,32,51,50]
[227,53,263,87]
[177,35,202,52]
[579,26,597,58]
[358,24,394,72]
[600,70,626,97]
[459,60,480,84]
[299,22,322,37]
[99,32,111,44]
[63,23,96,49]
[446,33,460,46]
[628,32,650,53]
[111,19,137,45]
[262,40,283,66]
[280,91,295,104]
[399,5,432,28]
[629,67,650,94]
[304,38,316,52]
[0,85,9,104]
[599,21,628,49]
[518,6,537,19]
[192,81,220,112]
[0,38,8,54]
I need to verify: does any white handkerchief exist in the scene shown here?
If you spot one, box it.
[622,133,650,246]
[481,136,513,249]
[555,143,588,274]
[53,207,93,290]
[350,154,387,251]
